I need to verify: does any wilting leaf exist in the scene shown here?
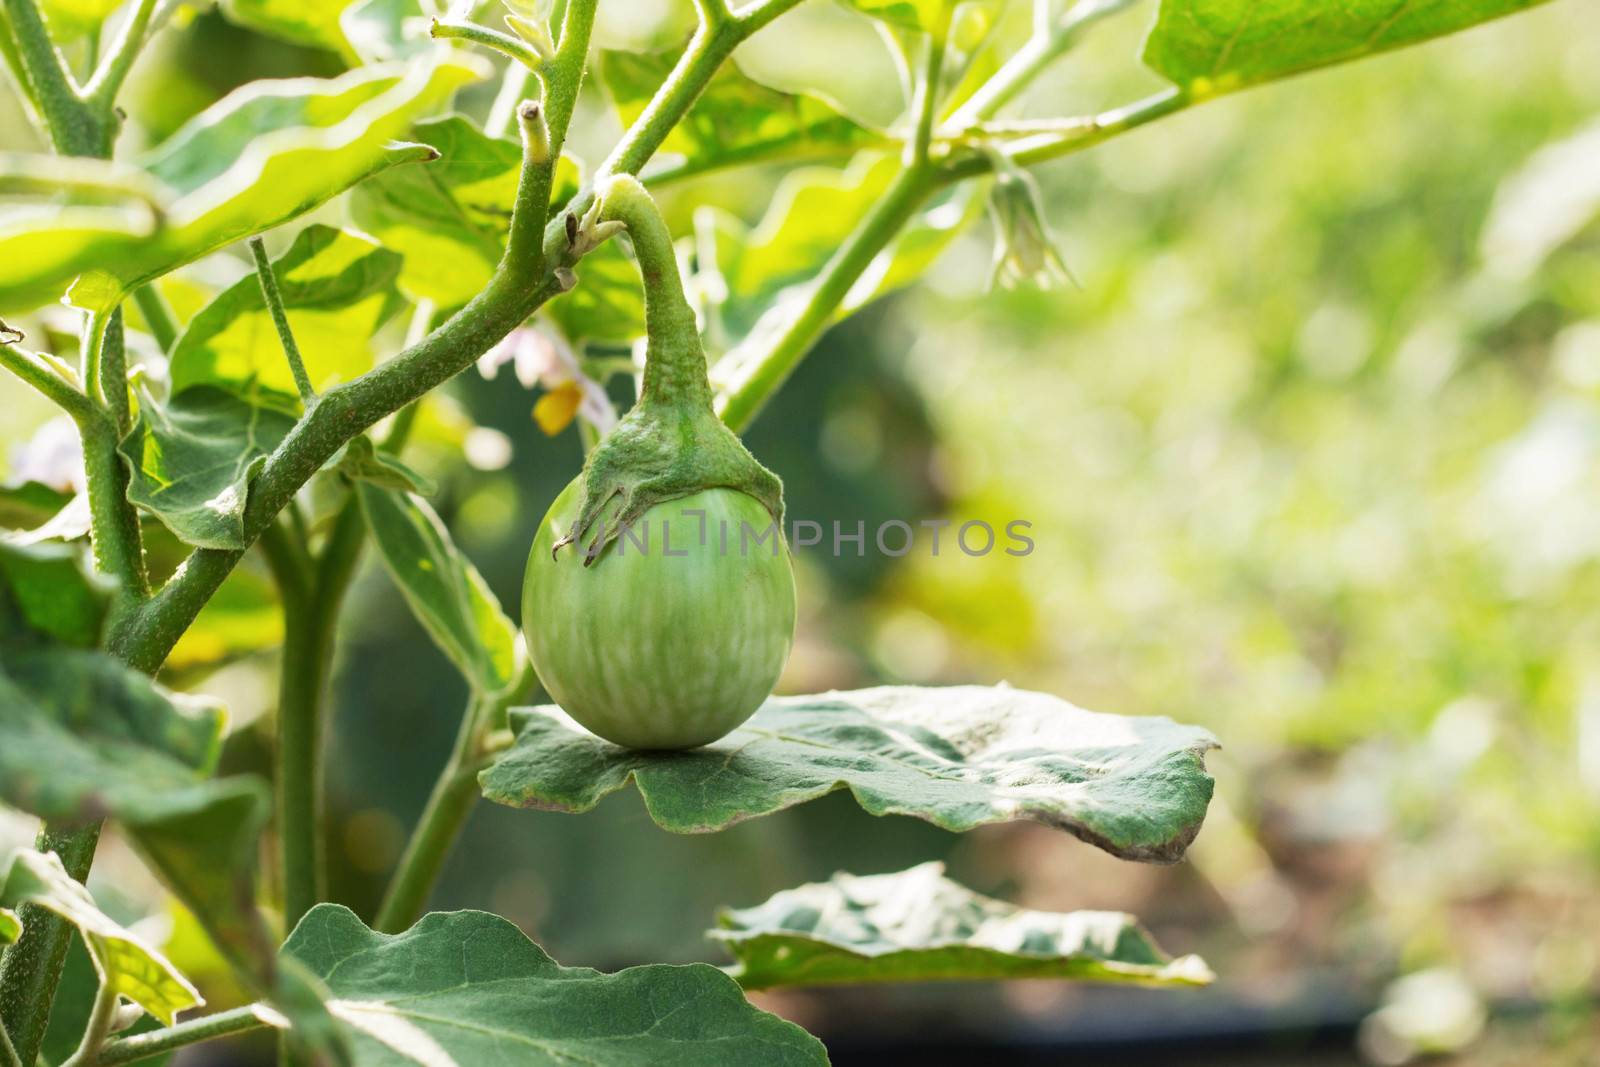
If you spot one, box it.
[0,849,203,1025]
[1143,0,1552,96]
[119,386,297,550]
[221,0,358,57]
[356,484,520,697]
[283,905,829,1066]
[0,59,480,315]
[351,115,582,305]
[171,224,403,408]
[483,685,1218,863]
[599,48,878,182]
[0,538,112,647]
[714,862,1214,990]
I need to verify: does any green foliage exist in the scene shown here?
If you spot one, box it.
[357,483,522,699]
[282,905,830,1066]
[598,47,878,181]
[716,861,1213,989]
[483,684,1218,861]
[119,387,297,550]
[171,225,404,409]
[38,0,123,39]
[1143,0,1553,94]
[0,59,478,315]
[0,849,202,1024]
[221,0,359,58]
[0,539,110,647]
[350,115,581,305]
[0,908,19,945]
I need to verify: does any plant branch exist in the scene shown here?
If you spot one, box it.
[0,327,99,425]
[60,981,117,1067]
[248,237,315,404]
[0,0,102,154]
[374,693,495,934]
[430,18,544,72]
[941,88,1191,176]
[947,0,1138,124]
[717,164,936,431]
[0,1018,20,1067]
[130,286,177,353]
[81,0,159,112]
[97,1006,268,1066]
[909,19,949,164]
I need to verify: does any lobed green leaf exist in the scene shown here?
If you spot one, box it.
[356,484,521,697]
[599,47,879,183]
[118,386,297,551]
[282,905,829,1066]
[0,59,481,315]
[1142,0,1553,96]
[0,849,202,1025]
[482,684,1218,863]
[350,115,580,305]
[715,861,1214,990]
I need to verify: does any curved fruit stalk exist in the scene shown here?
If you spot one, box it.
[523,174,795,750]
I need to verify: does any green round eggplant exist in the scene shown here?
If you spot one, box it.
[522,481,795,750]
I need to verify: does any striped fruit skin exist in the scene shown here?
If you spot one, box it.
[522,481,796,750]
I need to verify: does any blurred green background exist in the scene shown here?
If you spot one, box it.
[4,0,1600,1062]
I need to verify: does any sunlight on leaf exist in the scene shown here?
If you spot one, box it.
[0,849,203,1025]
[483,684,1218,862]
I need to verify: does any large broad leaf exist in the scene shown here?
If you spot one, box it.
[0,538,111,647]
[221,0,359,58]
[356,484,521,698]
[350,116,584,305]
[0,849,203,1024]
[482,685,1218,863]
[119,386,297,551]
[1142,0,1553,95]
[171,224,404,409]
[714,862,1214,990]
[283,905,829,1066]
[599,48,878,183]
[0,58,481,316]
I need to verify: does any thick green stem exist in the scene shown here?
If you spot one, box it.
[718,164,935,431]
[0,824,101,1067]
[248,237,315,404]
[81,0,158,112]
[0,333,99,425]
[0,0,105,154]
[97,1006,267,1066]
[374,696,487,934]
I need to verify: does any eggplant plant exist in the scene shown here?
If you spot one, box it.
[0,0,1557,1063]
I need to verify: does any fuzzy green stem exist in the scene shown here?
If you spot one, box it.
[909,20,948,164]
[430,18,543,71]
[60,980,117,1067]
[100,308,130,435]
[0,1017,21,1067]
[941,89,1191,177]
[81,0,158,112]
[131,286,177,353]
[0,824,101,1067]
[248,237,315,404]
[718,164,935,431]
[0,0,105,154]
[947,0,1138,124]
[0,332,99,425]
[97,1006,267,1066]
[597,175,708,408]
[374,695,489,934]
